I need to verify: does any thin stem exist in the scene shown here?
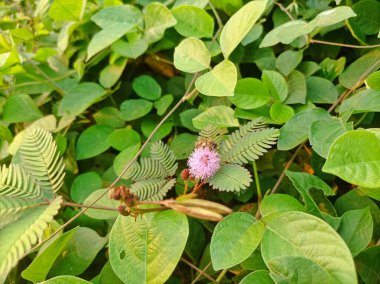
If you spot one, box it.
[310,39,380,49]
[61,201,119,211]
[253,161,261,201]
[215,268,228,283]
[209,1,223,30]
[274,1,295,21]
[191,261,212,284]
[181,257,216,283]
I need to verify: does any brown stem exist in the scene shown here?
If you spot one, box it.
[61,201,119,211]
[191,261,212,284]
[310,39,380,49]
[181,257,216,283]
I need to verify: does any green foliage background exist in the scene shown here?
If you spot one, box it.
[1,0,380,283]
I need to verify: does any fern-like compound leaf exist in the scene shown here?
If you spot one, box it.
[125,158,166,181]
[130,178,176,201]
[0,196,62,283]
[220,127,279,165]
[150,141,178,176]
[198,125,227,145]
[208,164,252,192]
[19,128,65,197]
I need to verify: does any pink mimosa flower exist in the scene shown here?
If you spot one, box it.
[187,147,220,180]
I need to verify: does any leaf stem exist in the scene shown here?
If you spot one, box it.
[215,268,228,283]
[180,257,216,283]
[209,1,223,30]
[253,161,261,201]
[60,201,119,211]
[191,261,212,284]
[309,39,380,49]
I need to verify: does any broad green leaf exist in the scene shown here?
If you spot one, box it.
[154,94,173,115]
[366,70,380,89]
[39,276,91,284]
[297,61,321,76]
[229,78,270,109]
[3,94,42,123]
[320,57,346,81]
[195,60,237,97]
[339,50,380,89]
[141,120,173,141]
[180,108,202,132]
[192,106,239,129]
[349,0,380,36]
[339,89,380,115]
[76,125,113,160]
[173,0,208,8]
[210,213,264,270]
[132,75,161,101]
[185,218,206,263]
[338,208,373,256]
[306,76,339,103]
[94,107,124,128]
[109,211,189,284]
[49,0,86,21]
[169,133,197,160]
[323,130,380,188]
[83,188,120,220]
[307,6,356,28]
[261,211,357,284]
[112,38,148,59]
[172,6,214,38]
[113,144,140,177]
[310,117,353,158]
[107,128,141,151]
[70,172,103,203]
[277,108,330,150]
[285,70,307,104]
[208,164,252,192]
[21,227,78,282]
[240,250,267,271]
[48,227,106,277]
[269,102,294,123]
[260,194,305,217]
[286,171,335,220]
[210,0,243,16]
[58,83,106,117]
[99,58,127,88]
[99,261,124,284]
[240,270,275,284]
[275,50,303,76]
[87,5,143,60]
[219,0,267,58]
[120,99,153,121]
[358,186,380,201]
[143,3,177,44]
[261,70,288,102]
[174,38,211,73]
[355,246,380,284]
[241,24,263,46]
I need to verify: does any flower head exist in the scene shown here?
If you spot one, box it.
[187,147,220,180]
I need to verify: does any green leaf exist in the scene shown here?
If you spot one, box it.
[39,276,91,284]
[99,261,124,284]
[277,108,330,150]
[358,186,380,201]
[143,3,177,44]
[192,106,239,129]
[109,211,189,284]
[49,0,86,21]
[0,197,62,282]
[320,57,346,81]
[339,89,380,115]
[120,99,153,121]
[3,94,42,123]
[58,83,106,117]
[366,70,380,89]
[261,70,288,102]
[338,208,373,256]
[107,128,141,151]
[355,246,380,284]
[275,50,303,76]
[309,117,353,159]
[70,172,102,203]
[261,211,357,284]
[260,194,305,217]
[349,0,380,36]
[208,164,252,192]
[132,75,161,101]
[87,5,143,60]
[306,76,339,103]
[174,38,211,73]
[99,58,127,88]
[154,94,173,116]
[180,109,202,132]
[240,270,275,284]
[220,0,267,58]
[172,6,214,38]
[21,227,77,281]
[269,102,294,123]
[323,129,380,188]
[285,171,335,218]
[195,60,237,97]
[339,50,380,89]
[112,38,148,59]
[185,218,206,263]
[76,125,113,160]
[210,213,264,270]
[113,144,140,178]
[285,70,307,104]
[83,188,120,220]
[169,133,197,160]
[141,120,172,141]
[229,78,270,109]
[48,227,107,277]
[94,107,124,128]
